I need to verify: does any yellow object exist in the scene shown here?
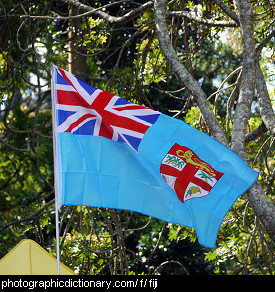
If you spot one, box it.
[0,239,76,275]
[188,186,201,194]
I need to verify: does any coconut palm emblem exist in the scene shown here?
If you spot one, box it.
[160,144,224,203]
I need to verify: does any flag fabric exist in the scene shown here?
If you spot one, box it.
[52,64,258,248]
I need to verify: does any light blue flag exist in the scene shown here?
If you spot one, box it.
[52,65,258,248]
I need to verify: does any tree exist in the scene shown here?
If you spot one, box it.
[0,0,274,274]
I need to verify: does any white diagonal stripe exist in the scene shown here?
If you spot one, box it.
[71,117,96,133]
[56,85,76,92]
[62,69,102,105]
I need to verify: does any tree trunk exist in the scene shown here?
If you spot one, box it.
[68,8,88,80]
[154,0,228,146]
[154,0,275,242]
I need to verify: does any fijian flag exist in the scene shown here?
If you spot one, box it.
[52,64,258,248]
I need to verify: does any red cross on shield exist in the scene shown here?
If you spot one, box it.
[160,144,224,203]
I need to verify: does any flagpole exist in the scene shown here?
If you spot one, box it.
[55,200,60,275]
[51,63,61,275]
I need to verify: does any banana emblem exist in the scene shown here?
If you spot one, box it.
[186,186,201,197]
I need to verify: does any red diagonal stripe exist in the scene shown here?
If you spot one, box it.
[58,68,91,108]
[114,105,148,111]
[57,91,89,108]
[64,114,95,133]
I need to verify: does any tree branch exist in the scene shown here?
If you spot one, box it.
[245,122,267,143]
[211,0,240,25]
[232,0,275,243]
[256,29,275,55]
[0,199,55,233]
[247,181,275,242]
[231,0,256,159]
[58,0,153,25]
[255,62,275,136]
[0,137,28,152]
[154,0,228,145]
[167,10,238,27]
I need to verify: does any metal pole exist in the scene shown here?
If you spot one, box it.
[51,63,60,275]
[55,199,60,275]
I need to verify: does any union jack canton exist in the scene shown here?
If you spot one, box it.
[55,67,160,153]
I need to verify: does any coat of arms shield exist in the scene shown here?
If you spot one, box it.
[160,144,224,203]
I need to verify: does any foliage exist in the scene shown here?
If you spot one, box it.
[82,17,108,54]
[135,38,167,85]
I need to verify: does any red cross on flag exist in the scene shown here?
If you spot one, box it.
[160,144,224,203]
